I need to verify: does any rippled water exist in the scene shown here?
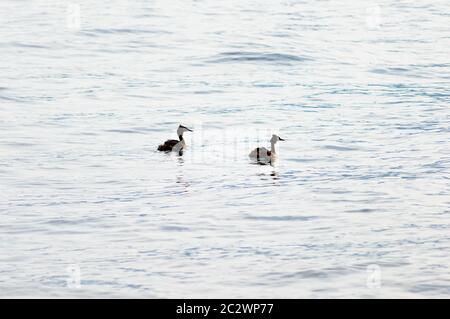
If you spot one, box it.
[1,0,449,298]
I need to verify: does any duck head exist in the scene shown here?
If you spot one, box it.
[270,134,285,144]
[177,124,193,136]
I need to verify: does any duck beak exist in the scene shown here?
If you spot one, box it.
[186,127,193,132]
[279,137,285,141]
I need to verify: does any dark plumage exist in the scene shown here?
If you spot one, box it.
[157,125,192,154]
[158,139,181,152]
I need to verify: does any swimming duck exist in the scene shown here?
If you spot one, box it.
[157,124,193,155]
[249,134,285,163]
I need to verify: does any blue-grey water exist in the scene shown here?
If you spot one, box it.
[1,0,449,298]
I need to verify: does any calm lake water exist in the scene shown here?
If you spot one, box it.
[1,0,449,298]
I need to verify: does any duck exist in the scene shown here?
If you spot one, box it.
[157,124,193,155]
[249,134,285,163]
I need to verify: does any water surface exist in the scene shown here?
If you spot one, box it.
[1,0,449,298]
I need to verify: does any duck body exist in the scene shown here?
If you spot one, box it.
[157,137,184,152]
[249,147,273,162]
[249,135,284,163]
[157,125,192,155]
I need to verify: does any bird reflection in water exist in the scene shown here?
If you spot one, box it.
[270,171,279,180]
[257,170,280,185]
[175,157,190,191]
